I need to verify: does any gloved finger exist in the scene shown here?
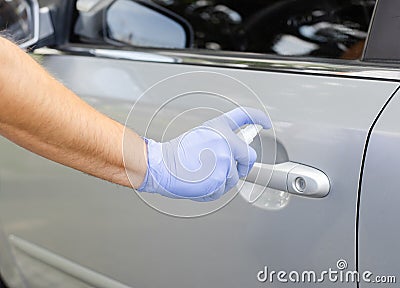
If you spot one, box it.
[225,158,240,192]
[224,107,272,130]
[225,130,258,178]
[191,184,226,202]
[237,145,257,178]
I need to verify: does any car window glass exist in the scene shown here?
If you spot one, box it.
[73,0,376,60]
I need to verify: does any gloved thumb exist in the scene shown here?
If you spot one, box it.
[237,145,257,178]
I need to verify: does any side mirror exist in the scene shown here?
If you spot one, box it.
[0,0,54,49]
[0,0,39,48]
[105,0,190,49]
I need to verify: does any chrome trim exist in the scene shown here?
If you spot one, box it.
[34,46,400,81]
[91,49,176,63]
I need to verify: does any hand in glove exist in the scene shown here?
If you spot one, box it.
[138,107,271,202]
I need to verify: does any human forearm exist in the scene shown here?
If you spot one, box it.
[0,37,272,202]
[0,37,147,188]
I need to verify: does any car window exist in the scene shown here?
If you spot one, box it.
[73,0,376,60]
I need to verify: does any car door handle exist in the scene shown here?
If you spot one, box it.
[245,162,330,198]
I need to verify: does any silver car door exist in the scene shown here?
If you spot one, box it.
[0,49,398,288]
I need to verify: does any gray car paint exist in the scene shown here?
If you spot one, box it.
[0,53,398,288]
[358,89,400,287]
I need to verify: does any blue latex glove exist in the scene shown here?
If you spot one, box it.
[138,107,271,201]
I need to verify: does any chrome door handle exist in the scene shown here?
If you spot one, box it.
[245,162,330,198]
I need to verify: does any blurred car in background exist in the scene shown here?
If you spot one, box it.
[1,0,400,288]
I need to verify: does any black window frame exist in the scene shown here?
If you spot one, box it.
[362,0,400,63]
[67,0,380,65]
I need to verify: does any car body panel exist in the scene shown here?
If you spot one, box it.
[358,89,400,287]
[0,53,398,287]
